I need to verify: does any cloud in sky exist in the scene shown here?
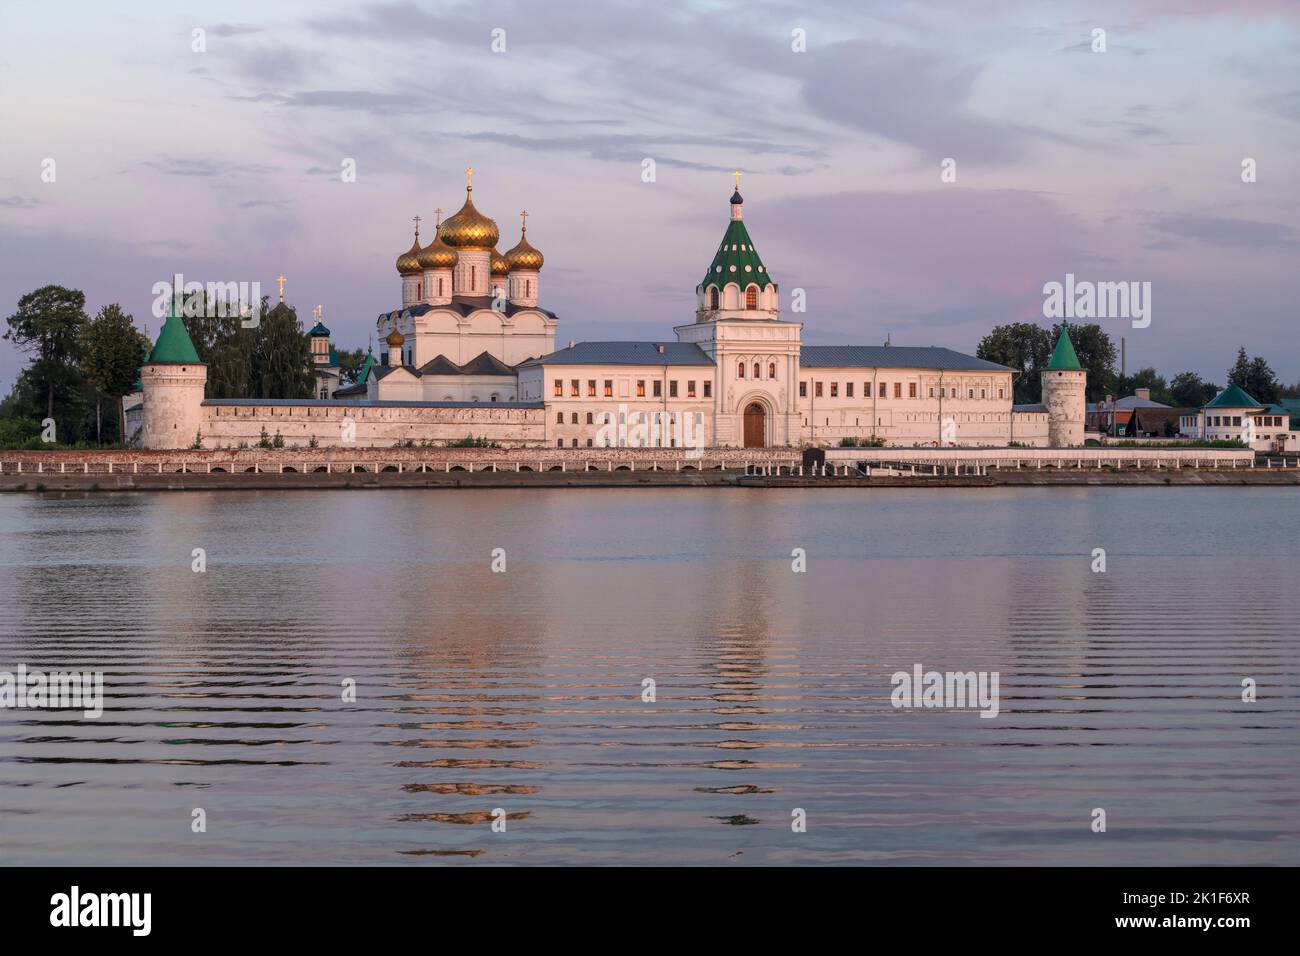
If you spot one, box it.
[2,0,1300,391]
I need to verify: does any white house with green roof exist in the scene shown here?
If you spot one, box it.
[1179,385,1296,451]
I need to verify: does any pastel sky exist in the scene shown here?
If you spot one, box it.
[2,0,1298,394]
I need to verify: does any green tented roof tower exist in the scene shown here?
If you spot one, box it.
[1047,321,1083,371]
[696,176,781,320]
[148,300,203,365]
[140,297,207,450]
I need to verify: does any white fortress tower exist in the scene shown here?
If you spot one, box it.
[140,302,207,449]
[1041,321,1087,447]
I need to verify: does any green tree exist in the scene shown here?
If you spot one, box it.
[1056,322,1116,402]
[1169,371,1218,408]
[80,304,150,443]
[252,302,314,399]
[3,285,88,424]
[976,323,1051,404]
[1227,347,1280,404]
[335,346,366,385]
[1116,367,1174,406]
[180,289,255,399]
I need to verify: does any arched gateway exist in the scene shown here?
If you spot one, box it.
[743,402,766,448]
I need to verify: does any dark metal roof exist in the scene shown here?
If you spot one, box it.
[1012,403,1048,413]
[417,355,463,376]
[373,365,420,380]
[521,341,714,367]
[458,351,517,376]
[202,398,543,409]
[407,351,519,377]
[800,345,1011,371]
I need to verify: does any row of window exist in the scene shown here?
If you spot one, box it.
[554,378,712,399]
[556,411,704,426]
[737,361,777,379]
[797,381,1005,401]
[556,437,687,447]
[708,287,761,309]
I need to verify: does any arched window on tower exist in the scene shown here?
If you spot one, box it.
[737,362,745,379]
[746,287,758,309]
[438,278,444,297]
[709,287,719,309]
[768,362,776,379]
[753,362,761,380]
[526,280,531,298]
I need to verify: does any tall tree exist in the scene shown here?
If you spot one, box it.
[3,285,88,425]
[1116,367,1174,406]
[1227,347,1280,404]
[1169,371,1218,408]
[1056,322,1117,402]
[182,290,255,399]
[252,302,314,399]
[80,304,150,443]
[976,323,1051,404]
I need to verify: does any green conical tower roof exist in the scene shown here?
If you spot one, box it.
[1047,321,1082,371]
[148,299,202,365]
[700,189,776,290]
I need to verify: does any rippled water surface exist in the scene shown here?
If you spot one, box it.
[1,487,1297,865]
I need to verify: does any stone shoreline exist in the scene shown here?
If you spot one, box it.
[3,467,1297,492]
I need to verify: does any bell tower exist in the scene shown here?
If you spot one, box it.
[694,172,780,322]
[676,177,801,447]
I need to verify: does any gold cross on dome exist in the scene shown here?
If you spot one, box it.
[732,170,741,191]
[520,209,528,231]
[412,214,421,239]
[276,274,287,303]
[313,304,323,321]
[434,207,443,227]
[465,166,474,190]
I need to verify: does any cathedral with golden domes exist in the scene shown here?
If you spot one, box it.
[339,168,558,404]
[133,169,1084,451]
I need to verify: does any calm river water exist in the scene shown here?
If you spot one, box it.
[0,487,1297,865]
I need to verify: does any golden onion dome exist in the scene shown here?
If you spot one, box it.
[385,324,404,348]
[490,247,510,276]
[440,183,499,249]
[505,225,544,271]
[396,232,423,276]
[416,225,459,270]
